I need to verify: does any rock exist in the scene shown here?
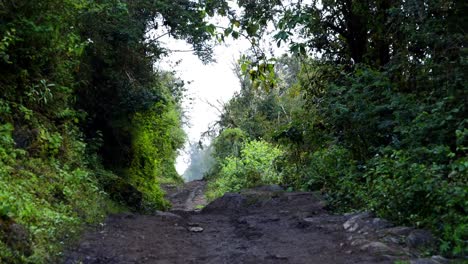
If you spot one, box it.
[344,213,394,234]
[351,239,372,247]
[202,193,246,214]
[360,242,398,255]
[410,258,439,264]
[344,221,360,232]
[252,185,284,192]
[430,255,449,264]
[371,218,393,229]
[188,226,204,233]
[267,254,288,260]
[350,212,374,219]
[303,217,319,223]
[382,235,403,245]
[343,212,373,232]
[406,230,436,249]
[187,222,205,232]
[380,226,413,237]
[154,211,182,220]
[174,226,186,231]
[409,256,449,264]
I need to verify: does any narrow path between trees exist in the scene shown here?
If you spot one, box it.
[64,181,445,264]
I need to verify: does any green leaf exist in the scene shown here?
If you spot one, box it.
[224,27,233,37]
[246,24,259,36]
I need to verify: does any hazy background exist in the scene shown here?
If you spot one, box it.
[156,31,250,178]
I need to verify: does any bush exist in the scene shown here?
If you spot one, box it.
[298,65,467,256]
[364,148,467,256]
[212,128,248,161]
[128,101,185,211]
[207,140,283,200]
[0,121,118,263]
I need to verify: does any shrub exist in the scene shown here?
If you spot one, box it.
[128,102,185,211]
[364,148,467,256]
[207,140,283,200]
[0,121,117,263]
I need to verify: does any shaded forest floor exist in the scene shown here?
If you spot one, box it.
[63,181,449,264]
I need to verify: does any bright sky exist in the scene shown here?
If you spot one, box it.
[156,31,251,176]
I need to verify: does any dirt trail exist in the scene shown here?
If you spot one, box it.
[64,182,437,264]
[161,180,207,211]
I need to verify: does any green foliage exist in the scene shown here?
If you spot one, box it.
[0,0,219,262]
[364,148,467,256]
[0,162,108,263]
[0,0,465,261]
[211,10,468,256]
[0,1,110,260]
[129,101,185,211]
[0,117,117,263]
[301,147,362,206]
[72,0,208,211]
[207,140,283,200]
[294,64,466,256]
[212,128,248,161]
[209,1,467,252]
[239,56,279,90]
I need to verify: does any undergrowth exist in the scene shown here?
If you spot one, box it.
[0,121,122,263]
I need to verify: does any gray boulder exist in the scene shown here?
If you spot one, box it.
[406,229,436,249]
[202,193,246,214]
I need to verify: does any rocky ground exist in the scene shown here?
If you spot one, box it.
[63,181,454,264]
[160,180,207,211]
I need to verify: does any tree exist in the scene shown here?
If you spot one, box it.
[209,0,467,256]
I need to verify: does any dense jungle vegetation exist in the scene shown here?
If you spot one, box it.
[0,0,466,263]
[0,0,220,262]
[203,0,467,258]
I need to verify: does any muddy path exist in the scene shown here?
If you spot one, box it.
[64,182,442,264]
[161,180,208,211]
